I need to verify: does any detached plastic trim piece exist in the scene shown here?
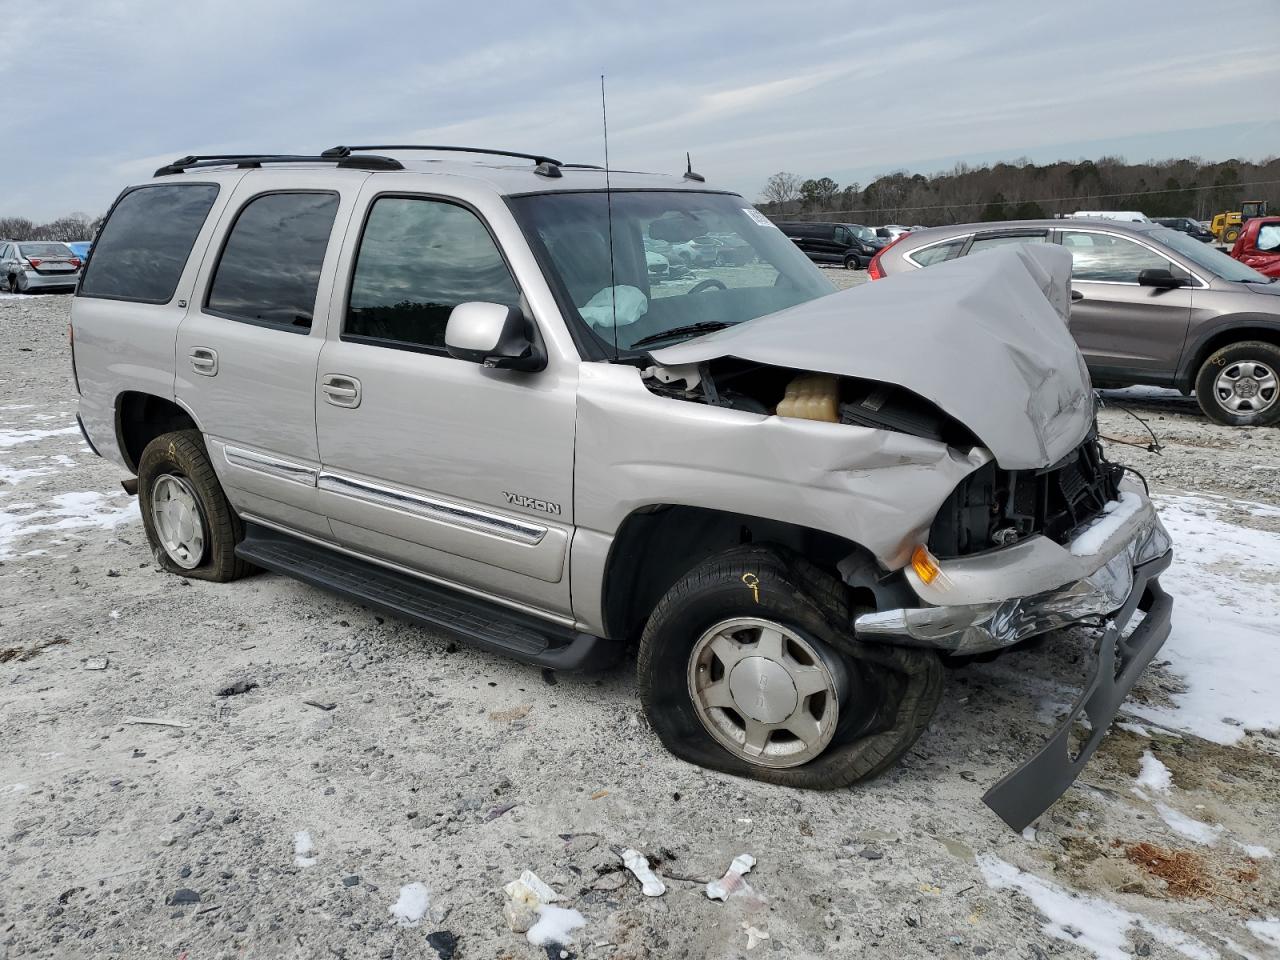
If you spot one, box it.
[982,549,1174,832]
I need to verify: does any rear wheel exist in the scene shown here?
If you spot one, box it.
[137,430,254,582]
[637,545,942,789]
[1224,227,1241,244]
[1194,340,1280,426]
[844,254,862,270]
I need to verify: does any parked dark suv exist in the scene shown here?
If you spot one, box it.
[777,221,883,270]
[872,219,1280,426]
[1153,217,1214,243]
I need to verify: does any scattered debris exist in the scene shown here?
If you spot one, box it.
[743,923,770,949]
[589,790,609,801]
[84,657,109,671]
[1124,843,1214,899]
[505,870,562,907]
[165,888,201,906]
[122,716,190,729]
[540,668,558,686]
[527,905,585,949]
[706,854,756,902]
[0,636,69,663]
[388,882,431,926]
[504,901,538,934]
[215,679,257,697]
[293,831,317,868]
[341,875,361,887]
[426,930,458,959]
[620,849,665,897]
[485,802,518,822]
[303,700,337,711]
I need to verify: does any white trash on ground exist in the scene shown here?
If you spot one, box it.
[293,831,317,868]
[706,853,756,902]
[527,904,586,948]
[620,848,665,897]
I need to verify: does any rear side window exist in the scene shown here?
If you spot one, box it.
[1257,224,1280,252]
[968,233,1047,256]
[910,239,966,266]
[206,192,339,331]
[79,184,219,303]
[344,197,519,352]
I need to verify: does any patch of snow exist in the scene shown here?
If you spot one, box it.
[1152,801,1224,847]
[0,462,55,486]
[4,783,29,794]
[0,425,80,449]
[978,855,1217,960]
[1213,933,1265,960]
[1021,826,1037,842]
[0,490,137,559]
[1117,722,1151,737]
[1245,919,1280,950]
[388,882,431,926]
[1123,495,1280,744]
[1236,842,1273,859]
[1137,751,1173,793]
[1070,491,1143,556]
[527,904,586,947]
[293,831,316,867]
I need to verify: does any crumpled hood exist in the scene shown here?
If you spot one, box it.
[652,244,1094,470]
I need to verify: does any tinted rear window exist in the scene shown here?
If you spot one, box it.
[79,184,219,303]
[20,242,73,257]
[206,192,339,331]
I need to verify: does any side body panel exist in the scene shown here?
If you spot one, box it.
[72,174,245,469]
[175,169,367,539]
[312,174,581,617]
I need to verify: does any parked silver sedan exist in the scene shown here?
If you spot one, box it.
[1,241,83,293]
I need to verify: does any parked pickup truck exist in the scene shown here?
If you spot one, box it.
[70,146,1174,830]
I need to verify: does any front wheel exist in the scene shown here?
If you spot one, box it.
[844,255,862,270]
[137,430,254,581]
[637,545,942,789]
[1194,341,1280,426]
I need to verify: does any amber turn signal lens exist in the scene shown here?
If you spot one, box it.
[911,545,942,584]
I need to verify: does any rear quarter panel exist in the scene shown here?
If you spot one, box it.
[71,174,244,467]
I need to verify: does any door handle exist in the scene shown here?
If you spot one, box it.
[1070,290,1085,302]
[189,347,218,376]
[321,374,361,408]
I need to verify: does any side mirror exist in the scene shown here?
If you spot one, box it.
[445,302,545,372]
[1137,268,1187,289]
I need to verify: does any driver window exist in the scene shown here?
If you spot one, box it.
[1059,231,1187,283]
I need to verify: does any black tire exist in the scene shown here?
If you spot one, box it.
[6,273,16,293]
[137,429,254,582]
[1194,340,1280,427]
[637,544,942,789]
[15,272,28,293]
[844,255,862,270]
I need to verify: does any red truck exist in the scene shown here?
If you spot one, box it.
[1229,216,1280,278]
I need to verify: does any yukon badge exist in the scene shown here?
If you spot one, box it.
[503,492,562,516]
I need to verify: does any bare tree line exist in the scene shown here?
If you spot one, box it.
[0,214,103,243]
[759,156,1280,226]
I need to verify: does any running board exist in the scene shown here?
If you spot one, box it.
[236,523,620,672]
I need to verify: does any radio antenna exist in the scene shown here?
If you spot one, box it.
[601,74,619,358]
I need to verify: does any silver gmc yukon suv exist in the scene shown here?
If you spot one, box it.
[71,146,1174,829]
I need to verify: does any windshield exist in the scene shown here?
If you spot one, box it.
[1153,227,1271,283]
[509,191,835,353]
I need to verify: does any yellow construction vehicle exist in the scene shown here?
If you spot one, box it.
[1212,200,1269,244]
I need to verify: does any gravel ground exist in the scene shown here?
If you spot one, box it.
[2,290,1277,960]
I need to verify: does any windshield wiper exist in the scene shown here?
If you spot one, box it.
[631,321,732,349]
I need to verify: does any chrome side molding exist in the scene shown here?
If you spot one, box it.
[316,471,547,546]
[223,444,318,485]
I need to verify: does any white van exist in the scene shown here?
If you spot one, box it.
[1066,211,1151,223]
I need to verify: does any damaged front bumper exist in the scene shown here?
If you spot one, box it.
[855,485,1174,831]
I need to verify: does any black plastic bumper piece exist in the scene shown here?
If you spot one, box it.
[235,522,622,673]
[982,549,1174,832]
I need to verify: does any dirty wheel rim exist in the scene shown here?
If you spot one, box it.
[687,617,846,768]
[1214,359,1277,414]
[150,473,206,569]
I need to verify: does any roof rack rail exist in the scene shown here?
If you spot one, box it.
[323,145,565,178]
[154,153,404,177]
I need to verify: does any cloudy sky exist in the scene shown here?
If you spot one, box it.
[3,0,1278,219]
